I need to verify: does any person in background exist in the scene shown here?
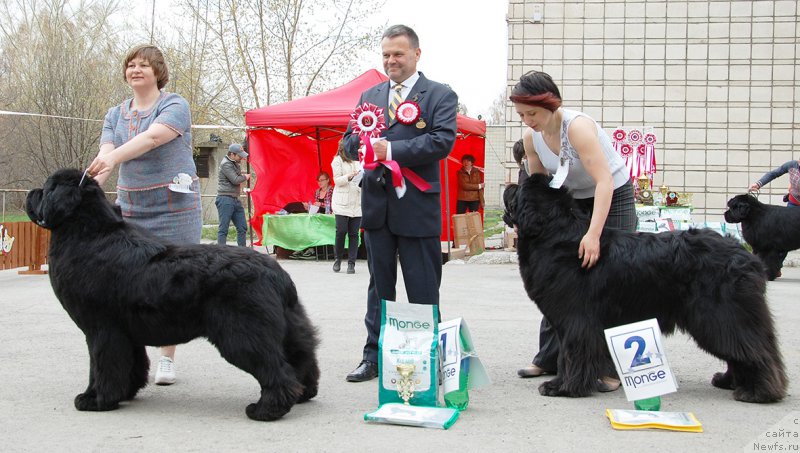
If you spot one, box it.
[747,159,800,277]
[341,24,457,382]
[510,70,635,392]
[304,171,333,214]
[512,138,528,185]
[216,143,251,246]
[331,141,362,274]
[87,44,201,386]
[456,154,484,214]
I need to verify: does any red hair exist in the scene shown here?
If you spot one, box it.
[509,92,562,112]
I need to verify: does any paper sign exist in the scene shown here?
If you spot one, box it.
[549,155,569,188]
[438,318,490,394]
[605,319,678,401]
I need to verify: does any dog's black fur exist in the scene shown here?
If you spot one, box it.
[503,174,787,402]
[724,193,800,280]
[26,169,320,421]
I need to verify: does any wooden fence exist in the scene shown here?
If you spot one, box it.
[0,221,49,274]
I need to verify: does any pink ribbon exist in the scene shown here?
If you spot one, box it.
[361,135,431,193]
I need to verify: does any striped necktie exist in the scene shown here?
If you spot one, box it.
[388,83,404,122]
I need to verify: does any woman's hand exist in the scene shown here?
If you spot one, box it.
[86,153,117,186]
[748,182,760,191]
[578,232,601,268]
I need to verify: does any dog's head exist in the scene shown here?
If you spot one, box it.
[26,169,121,230]
[510,173,585,239]
[724,193,759,223]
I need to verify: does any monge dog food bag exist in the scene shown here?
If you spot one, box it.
[378,300,439,407]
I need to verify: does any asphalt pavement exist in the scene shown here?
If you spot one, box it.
[0,250,797,452]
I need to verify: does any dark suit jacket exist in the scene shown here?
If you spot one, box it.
[343,72,457,237]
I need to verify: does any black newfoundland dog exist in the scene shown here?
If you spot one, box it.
[504,174,787,403]
[26,169,319,421]
[724,193,800,280]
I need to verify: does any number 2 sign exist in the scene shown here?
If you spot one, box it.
[604,319,678,401]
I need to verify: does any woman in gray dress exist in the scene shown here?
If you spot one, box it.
[87,44,201,386]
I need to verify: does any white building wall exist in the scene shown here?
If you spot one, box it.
[506,0,799,220]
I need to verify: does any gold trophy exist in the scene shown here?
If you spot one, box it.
[396,363,416,405]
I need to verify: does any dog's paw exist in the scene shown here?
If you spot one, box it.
[246,402,291,421]
[711,371,735,390]
[733,386,784,404]
[297,384,318,403]
[74,393,119,411]
[538,379,565,397]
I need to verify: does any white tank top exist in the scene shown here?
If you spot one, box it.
[532,108,629,199]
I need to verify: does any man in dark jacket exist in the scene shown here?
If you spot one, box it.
[341,24,458,382]
[216,143,251,246]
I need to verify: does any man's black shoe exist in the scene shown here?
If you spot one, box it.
[346,360,378,382]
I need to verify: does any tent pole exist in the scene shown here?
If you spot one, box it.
[315,127,322,170]
[245,132,254,249]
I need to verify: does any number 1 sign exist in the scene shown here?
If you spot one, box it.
[604,319,678,401]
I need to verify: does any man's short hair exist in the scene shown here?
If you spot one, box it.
[382,24,419,49]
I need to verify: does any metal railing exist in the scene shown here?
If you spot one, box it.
[2,188,250,223]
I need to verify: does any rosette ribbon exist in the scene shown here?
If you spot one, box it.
[349,102,430,198]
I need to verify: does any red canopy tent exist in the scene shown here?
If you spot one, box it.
[244,69,486,244]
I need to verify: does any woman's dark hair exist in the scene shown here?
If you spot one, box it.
[461,154,475,164]
[509,70,562,112]
[123,44,169,90]
[336,140,352,163]
[512,139,525,165]
[317,171,330,183]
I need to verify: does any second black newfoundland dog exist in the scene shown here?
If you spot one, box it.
[26,169,319,421]
[504,174,787,403]
[724,193,800,280]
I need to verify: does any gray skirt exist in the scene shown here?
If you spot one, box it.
[117,183,202,245]
[574,180,637,232]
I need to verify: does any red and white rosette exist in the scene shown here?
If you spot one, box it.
[613,129,626,141]
[395,100,420,125]
[349,102,386,139]
[350,101,430,198]
[628,129,642,143]
[619,143,633,156]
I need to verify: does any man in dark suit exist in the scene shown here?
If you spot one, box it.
[342,24,458,382]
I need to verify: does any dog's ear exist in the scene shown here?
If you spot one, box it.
[25,189,44,226]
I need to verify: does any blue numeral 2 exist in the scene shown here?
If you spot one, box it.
[624,335,651,368]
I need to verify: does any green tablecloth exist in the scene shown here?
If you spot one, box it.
[262,214,359,250]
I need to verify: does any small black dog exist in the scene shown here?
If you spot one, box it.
[504,175,787,403]
[725,193,800,280]
[26,169,319,421]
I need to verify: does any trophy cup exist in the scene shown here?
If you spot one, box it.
[396,363,416,405]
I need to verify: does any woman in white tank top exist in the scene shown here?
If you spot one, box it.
[510,71,636,387]
[510,70,635,269]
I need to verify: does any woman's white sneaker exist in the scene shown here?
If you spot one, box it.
[154,356,176,385]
